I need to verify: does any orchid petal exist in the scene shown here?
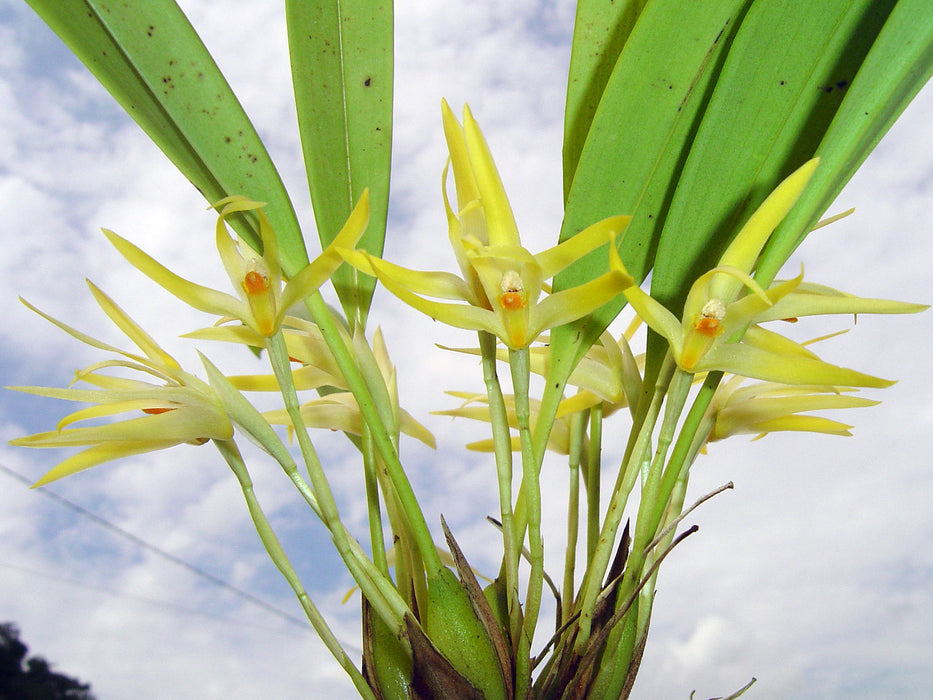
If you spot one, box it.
[461,104,520,247]
[711,158,819,300]
[31,441,183,488]
[441,100,484,245]
[265,399,362,434]
[399,409,436,448]
[699,342,893,387]
[756,290,929,322]
[554,391,604,417]
[719,393,878,425]
[214,209,255,296]
[183,324,265,346]
[55,399,184,429]
[534,215,631,278]
[227,364,344,393]
[280,190,370,312]
[716,415,854,440]
[720,275,803,334]
[530,266,634,340]
[624,285,682,352]
[345,251,476,302]
[85,281,181,370]
[740,326,822,360]
[6,384,154,404]
[564,332,628,404]
[19,297,147,363]
[103,228,246,320]
[365,258,502,336]
[12,407,231,446]
[436,392,573,454]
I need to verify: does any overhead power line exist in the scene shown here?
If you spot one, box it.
[1,463,310,630]
[0,559,295,636]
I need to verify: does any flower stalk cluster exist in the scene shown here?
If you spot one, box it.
[8,104,926,699]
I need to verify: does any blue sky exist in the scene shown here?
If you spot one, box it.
[1,1,932,698]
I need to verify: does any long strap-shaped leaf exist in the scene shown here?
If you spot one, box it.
[562,0,650,201]
[562,4,932,693]
[286,0,393,328]
[648,0,901,313]
[757,0,933,284]
[26,0,306,274]
[540,0,746,440]
[548,0,932,410]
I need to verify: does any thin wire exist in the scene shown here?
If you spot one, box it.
[1,462,310,630]
[0,560,295,637]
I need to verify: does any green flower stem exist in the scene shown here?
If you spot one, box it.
[586,403,603,560]
[597,368,693,669]
[624,373,719,650]
[361,426,389,576]
[648,370,723,539]
[201,351,406,627]
[351,326,398,445]
[646,469,690,579]
[506,370,569,550]
[478,331,522,643]
[375,450,428,614]
[265,330,408,629]
[508,369,569,544]
[199,352,324,520]
[509,346,543,697]
[628,368,693,572]
[635,466,698,652]
[531,373,566,469]
[213,438,376,700]
[355,332,427,609]
[509,367,566,582]
[304,292,443,575]
[563,409,587,627]
[621,374,721,654]
[573,354,675,653]
[266,331,344,525]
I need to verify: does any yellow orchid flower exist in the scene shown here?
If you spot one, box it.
[184,315,349,393]
[184,314,434,448]
[8,283,233,487]
[621,159,928,386]
[260,321,435,448]
[434,391,577,455]
[263,392,434,448]
[339,101,633,349]
[440,326,642,416]
[103,191,369,337]
[706,375,880,443]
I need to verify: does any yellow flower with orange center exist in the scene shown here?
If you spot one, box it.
[103,192,369,337]
[339,100,633,349]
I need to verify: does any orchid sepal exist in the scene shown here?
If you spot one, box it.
[707,377,882,443]
[104,191,369,337]
[620,159,925,385]
[9,287,234,487]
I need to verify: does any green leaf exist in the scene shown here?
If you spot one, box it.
[548,0,933,414]
[563,0,650,200]
[25,0,304,273]
[285,0,393,327]
[423,566,508,700]
[543,0,746,419]
[757,0,933,284]
[648,0,902,314]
